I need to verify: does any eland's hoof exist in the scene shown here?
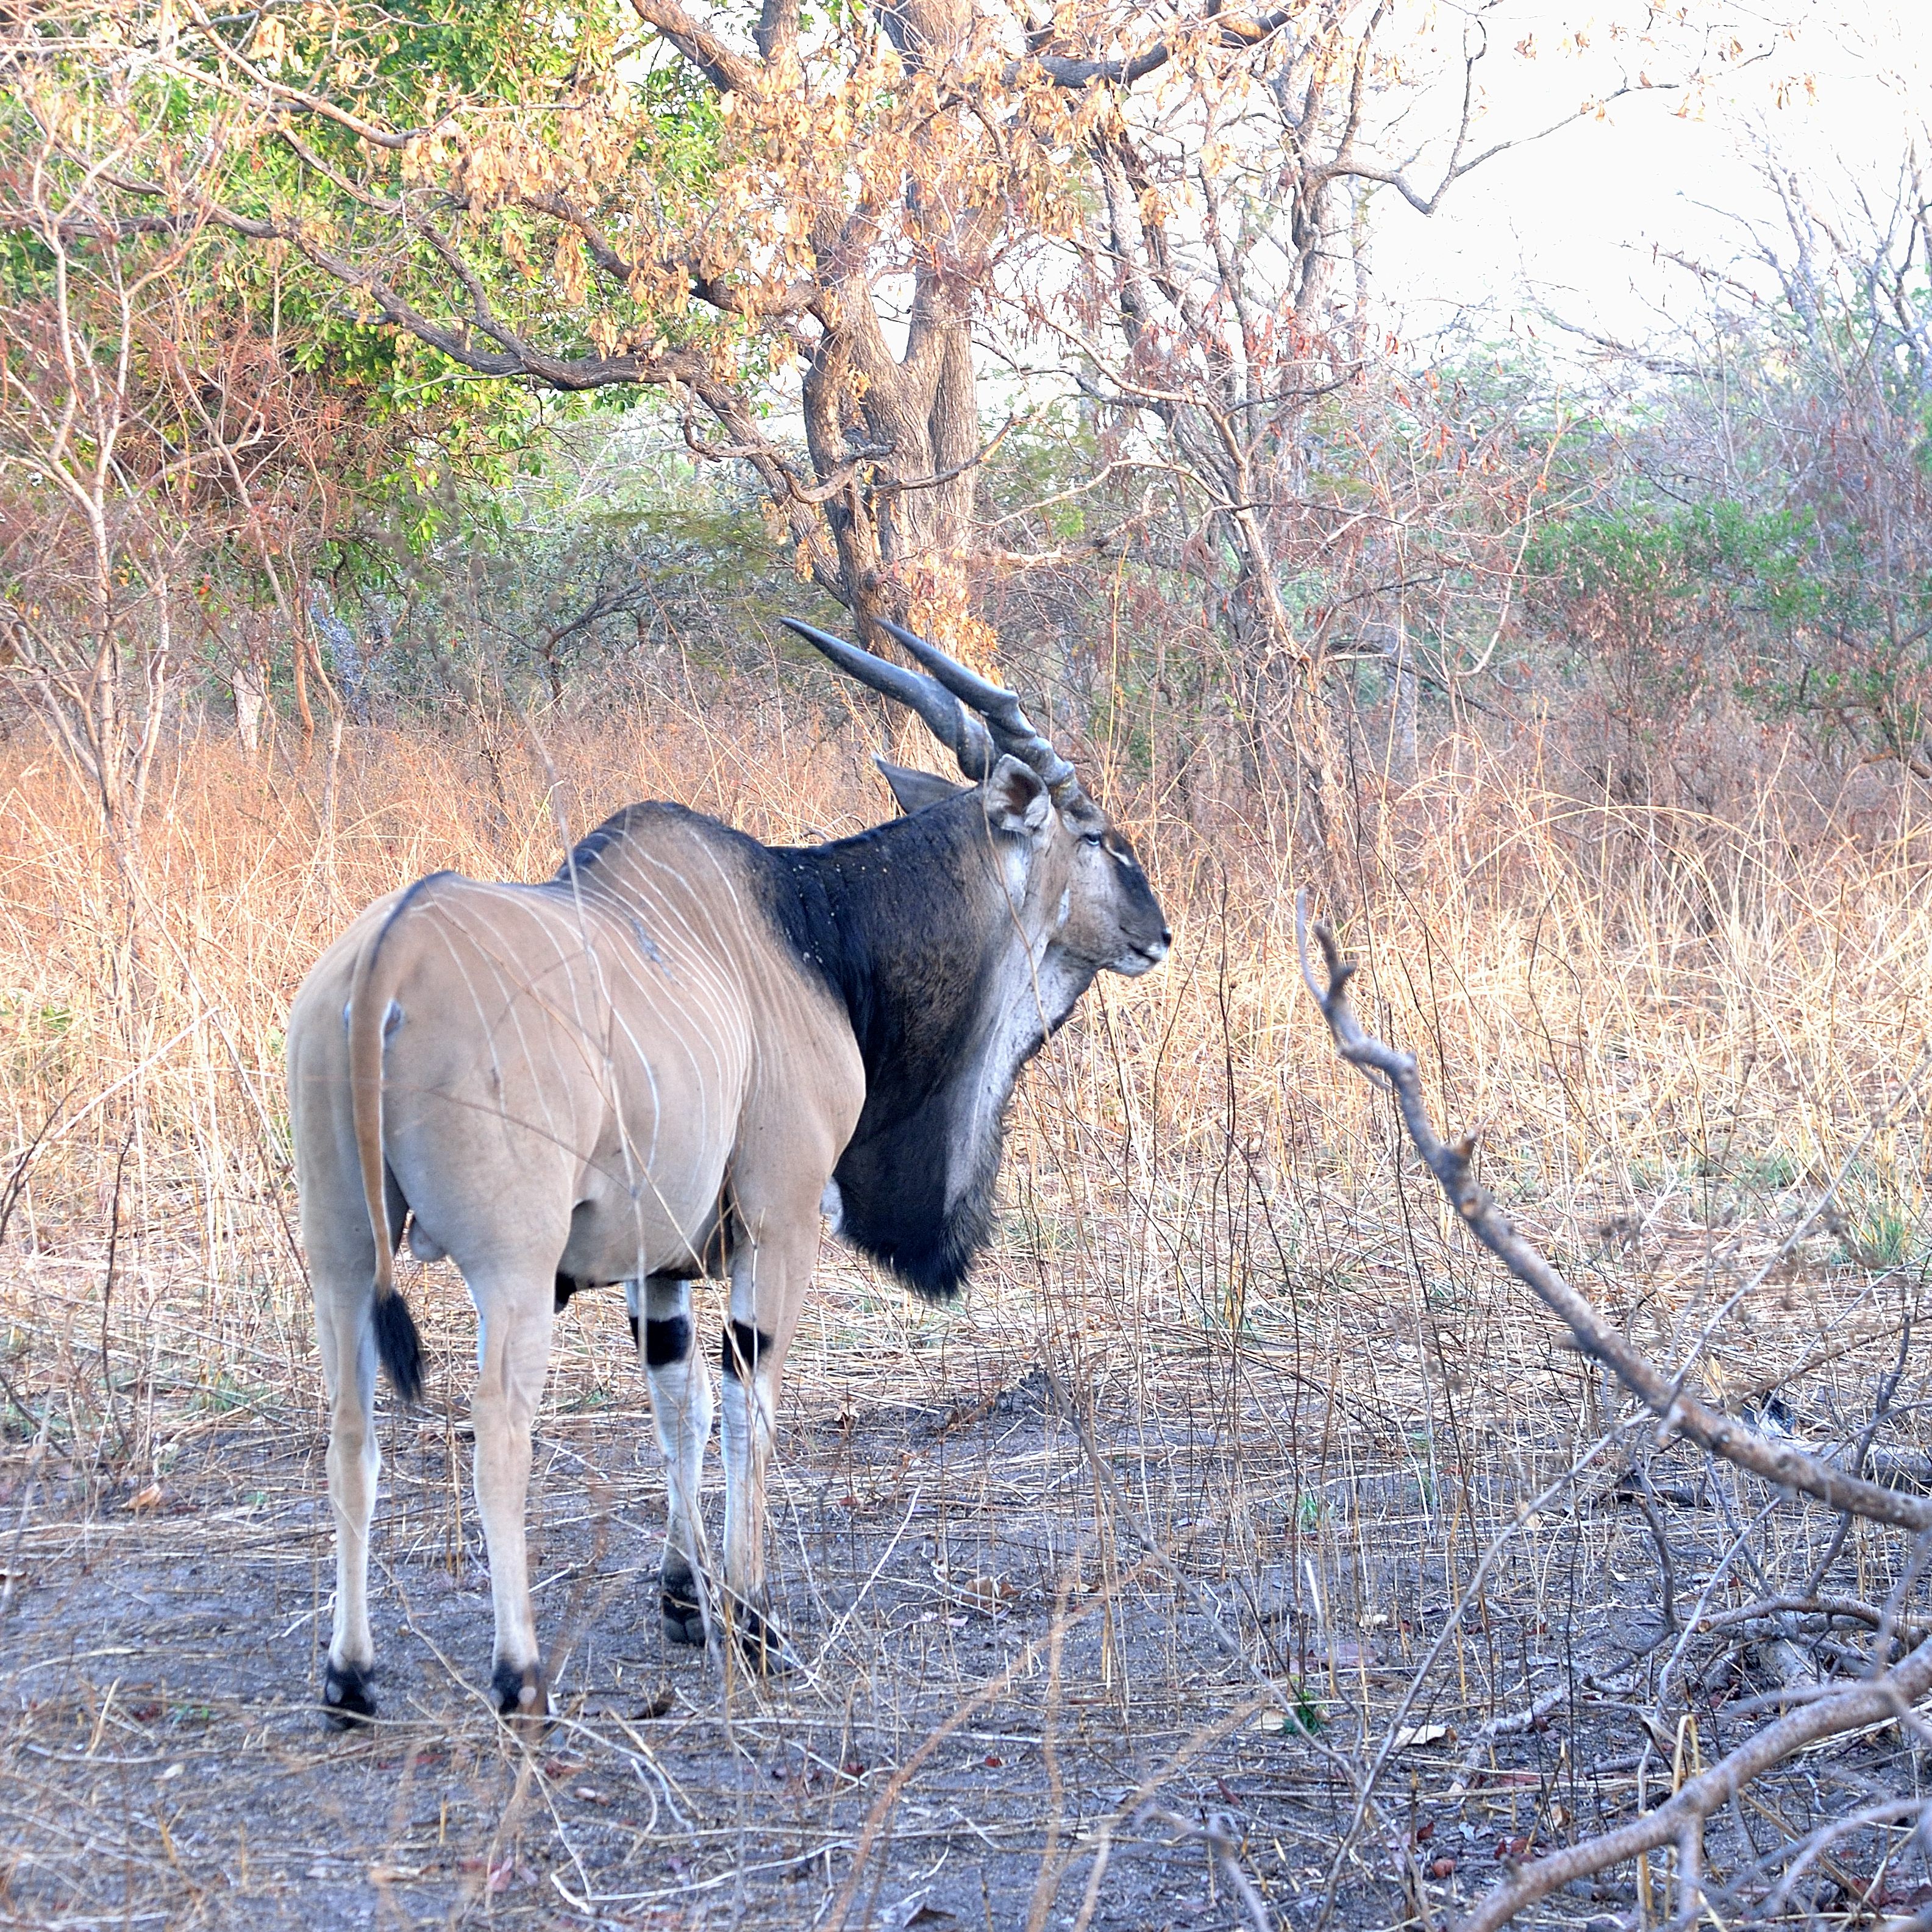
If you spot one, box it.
[491,1659,548,1723]
[661,1563,706,1647]
[322,1661,377,1727]
[730,1600,794,1675]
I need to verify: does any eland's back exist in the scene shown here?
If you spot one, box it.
[288,802,861,1299]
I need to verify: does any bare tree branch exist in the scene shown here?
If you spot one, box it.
[1296,896,1932,1534]
[623,0,765,96]
[1297,895,1932,1931]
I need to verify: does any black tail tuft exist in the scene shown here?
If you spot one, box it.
[372,1288,424,1403]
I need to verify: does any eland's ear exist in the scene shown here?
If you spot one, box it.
[874,757,966,816]
[984,755,1052,838]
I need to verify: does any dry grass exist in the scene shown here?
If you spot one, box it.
[4,694,1932,1930]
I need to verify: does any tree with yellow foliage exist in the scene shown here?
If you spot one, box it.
[3,0,1783,880]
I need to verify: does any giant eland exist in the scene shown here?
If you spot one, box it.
[286,621,1169,1721]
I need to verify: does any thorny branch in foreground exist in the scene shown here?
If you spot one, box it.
[1297,896,1932,1932]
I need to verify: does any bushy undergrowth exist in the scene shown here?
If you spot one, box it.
[7,670,1932,1927]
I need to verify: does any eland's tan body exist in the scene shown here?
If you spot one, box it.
[287,621,1169,1720]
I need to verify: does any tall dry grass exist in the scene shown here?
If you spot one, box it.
[4,692,1932,1924]
[4,699,1931,1499]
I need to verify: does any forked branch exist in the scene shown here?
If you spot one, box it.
[1296,896,1932,1931]
[1295,899,1932,1535]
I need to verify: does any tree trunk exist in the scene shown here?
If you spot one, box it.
[232,656,266,756]
[1221,555,1358,921]
[797,269,983,637]
[787,0,985,634]
[1380,618,1418,787]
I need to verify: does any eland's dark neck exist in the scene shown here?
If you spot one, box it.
[768,803,1000,1083]
[763,799,1089,1299]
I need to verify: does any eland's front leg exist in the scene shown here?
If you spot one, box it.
[718,1217,816,1670]
[469,1275,555,1720]
[630,1274,713,1645]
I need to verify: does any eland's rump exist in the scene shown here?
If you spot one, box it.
[288,809,857,1299]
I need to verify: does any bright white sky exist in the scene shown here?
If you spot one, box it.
[1371,2,1931,351]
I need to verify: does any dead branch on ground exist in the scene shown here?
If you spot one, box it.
[1299,894,1932,1932]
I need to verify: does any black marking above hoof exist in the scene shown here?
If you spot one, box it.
[721,1319,773,1381]
[491,1658,547,1722]
[661,1562,705,1647]
[729,1600,794,1675]
[323,1661,377,1727]
[644,1314,691,1369]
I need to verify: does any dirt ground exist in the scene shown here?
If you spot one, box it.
[5,1197,1922,1932]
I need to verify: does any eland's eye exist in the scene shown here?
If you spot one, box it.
[1082,831,1104,847]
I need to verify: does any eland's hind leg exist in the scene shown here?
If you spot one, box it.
[468,1271,556,1719]
[315,1275,380,1722]
[630,1275,714,1645]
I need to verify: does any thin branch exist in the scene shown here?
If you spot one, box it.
[1296,897,1932,1535]
[1297,896,1932,1932]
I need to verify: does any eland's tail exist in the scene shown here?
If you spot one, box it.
[345,888,438,1403]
